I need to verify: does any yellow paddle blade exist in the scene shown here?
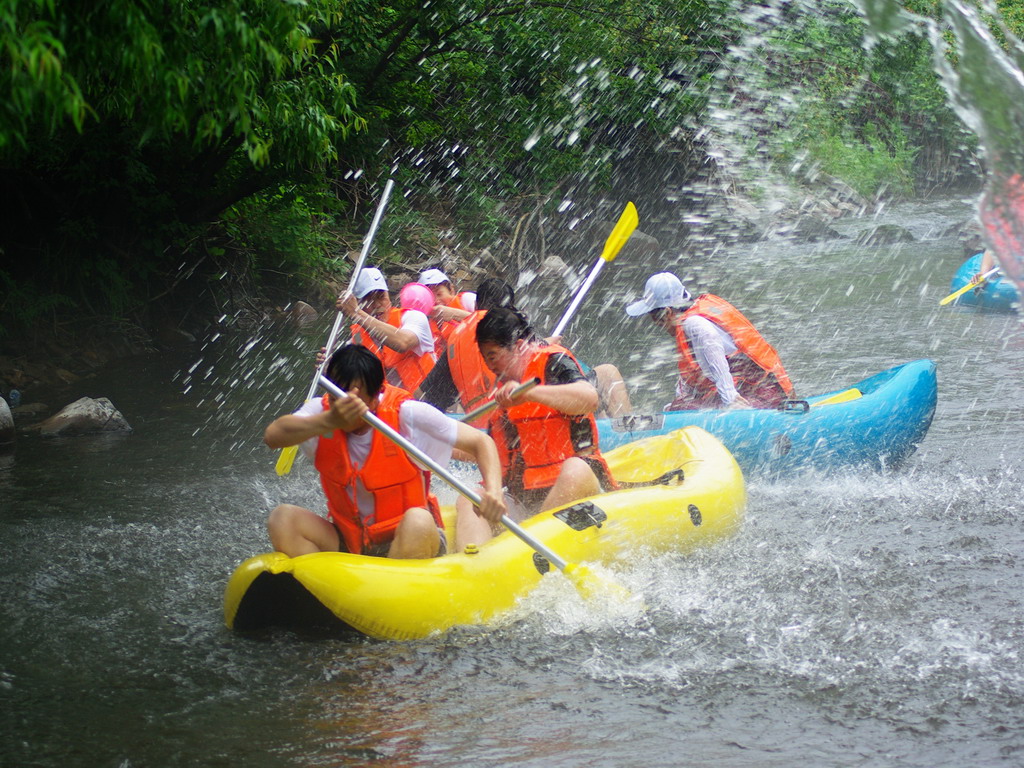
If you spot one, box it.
[939,281,979,306]
[564,562,634,600]
[939,267,997,305]
[275,445,298,476]
[599,201,639,263]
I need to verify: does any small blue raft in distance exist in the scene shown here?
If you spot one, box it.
[948,252,1019,313]
[596,359,937,477]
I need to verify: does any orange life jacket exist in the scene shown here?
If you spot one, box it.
[445,310,497,428]
[489,344,613,492]
[429,316,446,360]
[674,294,794,407]
[314,385,442,554]
[351,307,436,392]
[435,293,473,345]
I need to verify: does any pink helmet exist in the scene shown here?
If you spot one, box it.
[398,282,435,314]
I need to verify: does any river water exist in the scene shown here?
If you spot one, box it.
[2,196,1023,767]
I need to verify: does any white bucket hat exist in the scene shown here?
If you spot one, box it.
[418,268,450,286]
[625,272,692,317]
[353,267,388,299]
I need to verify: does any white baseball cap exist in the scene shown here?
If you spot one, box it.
[353,267,388,299]
[419,268,450,286]
[625,272,692,317]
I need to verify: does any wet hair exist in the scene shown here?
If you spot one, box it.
[476,306,536,348]
[325,344,385,397]
[475,278,516,312]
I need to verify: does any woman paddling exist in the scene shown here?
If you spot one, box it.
[455,307,616,549]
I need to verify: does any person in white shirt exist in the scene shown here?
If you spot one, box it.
[625,272,795,410]
[264,344,505,559]
[419,267,477,322]
[336,266,437,392]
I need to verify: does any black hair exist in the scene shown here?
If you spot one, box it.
[325,344,385,397]
[476,306,536,348]
[475,278,516,312]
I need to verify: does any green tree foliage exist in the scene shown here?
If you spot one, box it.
[1,0,1006,337]
[327,0,730,238]
[0,0,728,331]
[716,0,971,200]
[1,0,364,326]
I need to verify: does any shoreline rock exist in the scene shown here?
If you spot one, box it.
[36,397,132,438]
[0,397,13,447]
[0,182,983,401]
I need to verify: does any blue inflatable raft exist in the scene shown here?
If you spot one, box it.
[948,253,1019,312]
[597,359,937,476]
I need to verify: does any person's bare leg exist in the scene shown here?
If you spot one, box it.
[388,506,441,558]
[594,364,633,418]
[454,495,497,552]
[267,503,340,557]
[540,457,601,512]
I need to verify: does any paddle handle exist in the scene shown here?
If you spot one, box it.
[303,178,395,401]
[548,201,637,338]
[939,266,999,306]
[316,375,569,571]
[457,377,540,423]
[550,260,607,338]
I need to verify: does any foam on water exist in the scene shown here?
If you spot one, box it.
[506,465,1024,736]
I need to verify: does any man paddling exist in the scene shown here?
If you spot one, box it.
[625,271,795,410]
[263,344,505,558]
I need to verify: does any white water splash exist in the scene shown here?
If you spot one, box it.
[855,0,1024,301]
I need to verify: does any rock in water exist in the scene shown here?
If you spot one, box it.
[38,397,132,437]
[0,397,13,447]
[289,301,319,330]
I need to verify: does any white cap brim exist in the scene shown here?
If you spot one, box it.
[625,298,655,317]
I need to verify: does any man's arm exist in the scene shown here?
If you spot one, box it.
[510,380,598,415]
[355,310,420,352]
[492,352,598,415]
[264,392,368,448]
[337,294,419,352]
[264,412,333,449]
[682,315,748,407]
[432,304,471,324]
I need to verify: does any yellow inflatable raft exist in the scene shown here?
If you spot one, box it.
[224,426,745,640]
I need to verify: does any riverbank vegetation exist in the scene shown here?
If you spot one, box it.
[0,0,1018,375]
